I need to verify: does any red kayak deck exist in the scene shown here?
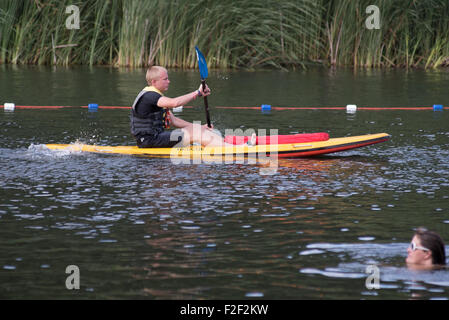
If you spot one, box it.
[224,133,329,145]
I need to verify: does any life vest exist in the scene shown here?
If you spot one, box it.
[130,86,171,137]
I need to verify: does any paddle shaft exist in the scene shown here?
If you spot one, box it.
[201,80,212,128]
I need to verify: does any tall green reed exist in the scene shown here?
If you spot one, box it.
[0,0,448,69]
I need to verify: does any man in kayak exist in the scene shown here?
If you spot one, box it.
[131,66,254,148]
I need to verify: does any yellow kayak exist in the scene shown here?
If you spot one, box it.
[45,133,390,159]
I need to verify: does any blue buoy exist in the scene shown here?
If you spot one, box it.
[261,104,271,111]
[88,103,98,112]
[433,104,443,111]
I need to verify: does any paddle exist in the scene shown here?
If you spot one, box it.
[195,46,212,128]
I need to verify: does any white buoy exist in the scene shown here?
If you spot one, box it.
[346,104,357,113]
[4,103,15,111]
[173,106,183,113]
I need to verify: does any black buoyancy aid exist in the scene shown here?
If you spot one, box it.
[130,87,170,137]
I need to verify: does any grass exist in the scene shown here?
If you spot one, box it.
[0,0,448,69]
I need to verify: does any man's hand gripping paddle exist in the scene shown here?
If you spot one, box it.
[195,46,212,128]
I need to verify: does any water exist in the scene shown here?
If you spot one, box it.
[1,65,449,300]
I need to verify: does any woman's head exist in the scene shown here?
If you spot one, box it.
[406,228,446,268]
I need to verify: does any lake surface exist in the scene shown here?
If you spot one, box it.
[1,65,449,300]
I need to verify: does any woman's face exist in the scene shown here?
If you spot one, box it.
[406,235,432,268]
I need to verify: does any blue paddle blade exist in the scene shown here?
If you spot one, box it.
[195,46,208,80]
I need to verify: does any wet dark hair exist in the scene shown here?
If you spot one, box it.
[415,228,446,265]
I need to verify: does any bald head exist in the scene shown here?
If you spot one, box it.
[146,66,167,85]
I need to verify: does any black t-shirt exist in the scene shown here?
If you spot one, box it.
[134,91,162,117]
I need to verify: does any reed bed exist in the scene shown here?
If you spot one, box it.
[1,0,448,69]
